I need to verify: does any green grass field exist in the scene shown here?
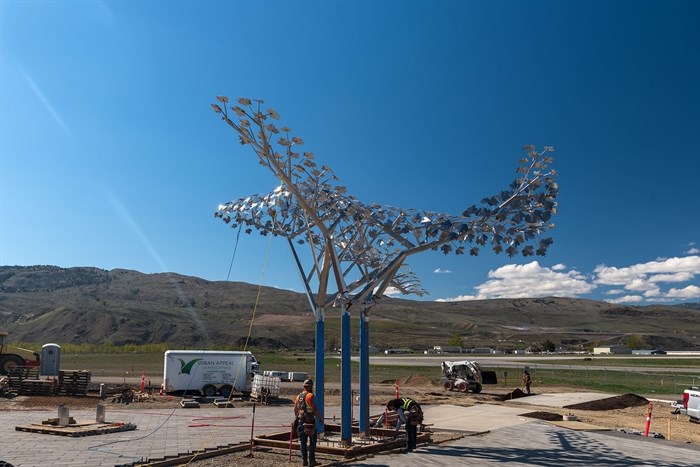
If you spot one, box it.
[523,357,700,367]
[59,352,699,396]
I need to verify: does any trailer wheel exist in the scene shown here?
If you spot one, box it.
[443,381,453,391]
[471,382,482,394]
[219,384,233,398]
[457,381,468,393]
[202,385,217,397]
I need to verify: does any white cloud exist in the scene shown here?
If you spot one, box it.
[664,285,700,300]
[436,294,477,302]
[594,256,700,286]
[687,248,700,255]
[604,289,625,295]
[642,287,661,298]
[592,256,700,303]
[433,268,452,274]
[647,272,695,283]
[381,286,402,297]
[436,261,595,301]
[570,271,587,280]
[436,255,700,305]
[626,278,658,292]
[606,295,644,304]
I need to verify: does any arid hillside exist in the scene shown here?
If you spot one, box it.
[0,265,698,351]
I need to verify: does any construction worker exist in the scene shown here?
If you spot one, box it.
[386,397,423,452]
[294,379,324,466]
[523,369,532,395]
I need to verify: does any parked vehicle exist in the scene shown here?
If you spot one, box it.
[288,371,308,382]
[0,331,40,375]
[672,386,700,423]
[263,370,288,380]
[162,350,254,397]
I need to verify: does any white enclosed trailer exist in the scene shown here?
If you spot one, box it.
[162,350,253,397]
[288,371,309,382]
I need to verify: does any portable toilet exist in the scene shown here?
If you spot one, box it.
[41,343,61,376]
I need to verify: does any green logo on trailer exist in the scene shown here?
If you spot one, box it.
[176,358,202,374]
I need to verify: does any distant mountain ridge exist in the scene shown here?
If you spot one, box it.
[0,265,698,351]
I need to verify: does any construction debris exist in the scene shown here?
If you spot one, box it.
[0,375,16,398]
[214,399,235,408]
[180,399,200,408]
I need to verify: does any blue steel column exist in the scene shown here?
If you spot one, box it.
[315,312,325,434]
[340,306,352,445]
[359,309,370,436]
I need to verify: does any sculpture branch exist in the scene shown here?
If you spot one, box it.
[214,96,558,299]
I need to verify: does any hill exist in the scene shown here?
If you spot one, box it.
[0,265,698,351]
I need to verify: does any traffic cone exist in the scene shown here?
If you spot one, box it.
[643,403,653,437]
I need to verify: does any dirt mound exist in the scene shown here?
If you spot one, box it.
[565,393,648,411]
[521,411,563,421]
[400,375,435,386]
[497,388,527,401]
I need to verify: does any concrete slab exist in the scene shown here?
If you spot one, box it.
[544,420,611,431]
[0,404,388,467]
[351,422,700,467]
[504,392,618,408]
[423,404,535,432]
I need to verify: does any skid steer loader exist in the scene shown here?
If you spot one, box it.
[440,360,495,394]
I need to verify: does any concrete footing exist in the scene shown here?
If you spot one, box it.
[253,424,431,458]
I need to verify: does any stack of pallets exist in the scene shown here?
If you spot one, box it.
[7,367,39,394]
[56,370,91,396]
[19,379,56,396]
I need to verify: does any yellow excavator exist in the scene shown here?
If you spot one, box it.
[0,331,40,375]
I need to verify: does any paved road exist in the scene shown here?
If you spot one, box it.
[356,355,700,374]
[351,423,700,467]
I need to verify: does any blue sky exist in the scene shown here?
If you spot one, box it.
[1,0,698,305]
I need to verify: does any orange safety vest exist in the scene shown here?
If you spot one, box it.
[296,391,315,415]
[296,391,317,435]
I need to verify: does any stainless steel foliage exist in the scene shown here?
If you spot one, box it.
[212,96,558,307]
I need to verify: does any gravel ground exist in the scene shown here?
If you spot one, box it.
[182,432,463,467]
[185,447,346,467]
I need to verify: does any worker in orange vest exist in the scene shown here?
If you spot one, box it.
[294,379,324,466]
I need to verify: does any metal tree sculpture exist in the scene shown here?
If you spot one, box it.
[212,96,558,443]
